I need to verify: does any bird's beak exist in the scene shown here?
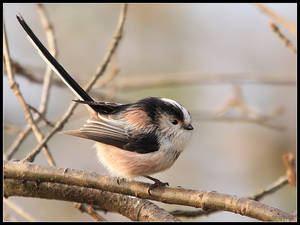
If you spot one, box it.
[183,124,193,130]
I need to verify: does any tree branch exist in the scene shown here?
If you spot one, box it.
[270,22,296,54]
[3,19,55,166]
[4,178,179,221]
[4,161,296,221]
[253,3,296,35]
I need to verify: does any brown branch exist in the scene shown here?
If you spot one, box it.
[197,114,286,131]
[3,19,55,167]
[282,153,296,186]
[3,59,55,85]
[73,203,107,221]
[254,3,296,35]
[106,73,296,91]
[27,104,55,127]
[36,3,57,115]
[5,122,40,161]
[170,168,291,218]
[270,22,296,54]
[249,175,289,201]
[4,179,180,222]
[22,3,127,163]
[4,161,296,221]
[5,66,296,88]
[192,84,286,131]
[84,4,127,94]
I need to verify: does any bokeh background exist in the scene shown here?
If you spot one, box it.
[3,3,296,222]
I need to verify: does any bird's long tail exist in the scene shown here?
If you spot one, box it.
[16,15,99,112]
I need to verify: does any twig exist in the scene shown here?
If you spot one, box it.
[270,22,296,54]
[5,121,41,161]
[22,4,127,163]
[5,4,57,162]
[249,175,289,201]
[197,84,286,131]
[85,4,127,94]
[105,73,296,91]
[3,198,36,221]
[282,153,296,186]
[74,203,107,221]
[170,175,290,219]
[5,125,34,161]
[253,3,296,35]
[3,59,56,85]
[27,104,55,127]
[201,115,286,131]
[4,161,296,221]
[36,3,57,115]
[3,19,55,166]
[5,67,296,88]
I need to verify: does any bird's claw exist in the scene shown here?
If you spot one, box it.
[147,180,169,195]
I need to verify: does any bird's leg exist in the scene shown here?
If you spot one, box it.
[144,175,169,195]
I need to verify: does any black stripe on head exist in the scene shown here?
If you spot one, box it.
[135,97,184,124]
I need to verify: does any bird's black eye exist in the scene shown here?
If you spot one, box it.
[171,119,178,125]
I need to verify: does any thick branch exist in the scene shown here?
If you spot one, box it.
[4,161,296,222]
[4,179,179,222]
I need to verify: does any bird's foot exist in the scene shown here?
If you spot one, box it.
[144,175,169,195]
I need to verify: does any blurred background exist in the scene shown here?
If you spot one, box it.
[3,3,296,222]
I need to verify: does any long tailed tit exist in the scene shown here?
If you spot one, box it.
[17,15,193,194]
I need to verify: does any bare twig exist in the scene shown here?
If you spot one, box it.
[170,175,290,219]
[270,22,296,54]
[199,114,286,131]
[4,161,296,221]
[249,175,289,201]
[3,59,54,85]
[74,203,107,221]
[27,104,55,127]
[5,125,34,161]
[254,3,296,35]
[22,4,127,163]
[5,66,296,88]
[3,198,36,221]
[5,122,40,161]
[107,73,296,91]
[36,3,57,115]
[85,4,127,94]
[5,4,57,162]
[4,19,55,166]
[282,153,296,186]
[203,84,286,131]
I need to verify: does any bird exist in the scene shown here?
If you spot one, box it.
[17,15,194,194]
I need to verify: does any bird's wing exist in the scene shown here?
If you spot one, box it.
[62,114,160,154]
